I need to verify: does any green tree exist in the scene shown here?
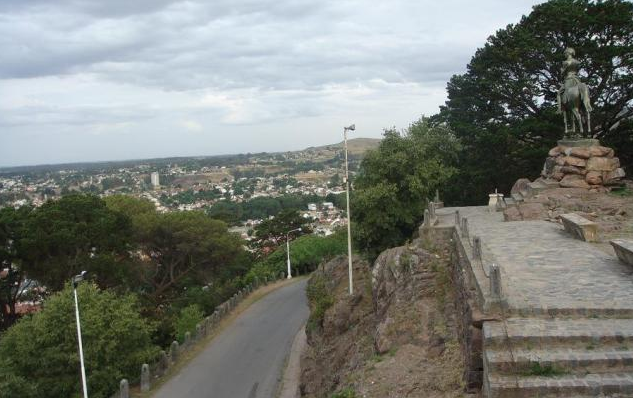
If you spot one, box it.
[18,194,134,291]
[0,206,31,330]
[133,211,247,305]
[438,0,633,204]
[250,209,311,256]
[104,195,155,220]
[352,118,460,258]
[0,283,157,398]
[174,304,204,343]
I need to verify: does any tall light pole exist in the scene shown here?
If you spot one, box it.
[343,124,355,295]
[286,228,302,279]
[72,271,89,398]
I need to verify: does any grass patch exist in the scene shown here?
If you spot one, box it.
[610,186,633,197]
[522,363,566,377]
[331,387,357,398]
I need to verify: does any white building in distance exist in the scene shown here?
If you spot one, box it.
[150,172,160,187]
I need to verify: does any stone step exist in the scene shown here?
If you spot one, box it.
[485,347,633,375]
[484,318,633,350]
[486,372,633,397]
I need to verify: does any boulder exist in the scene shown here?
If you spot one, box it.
[586,156,620,172]
[511,178,531,195]
[604,167,626,184]
[548,146,563,157]
[542,157,557,176]
[560,174,590,189]
[589,146,614,158]
[503,206,522,222]
[560,165,586,175]
[569,147,591,159]
[585,171,603,185]
[562,156,587,168]
[555,156,566,166]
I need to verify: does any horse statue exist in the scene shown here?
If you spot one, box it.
[557,48,593,137]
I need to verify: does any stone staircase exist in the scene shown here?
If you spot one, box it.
[483,318,633,397]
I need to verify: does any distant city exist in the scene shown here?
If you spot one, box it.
[0,138,380,240]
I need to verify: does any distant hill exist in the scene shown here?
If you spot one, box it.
[304,137,381,156]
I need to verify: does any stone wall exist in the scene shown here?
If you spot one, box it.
[420,223,487,392]
[542,141,625,190]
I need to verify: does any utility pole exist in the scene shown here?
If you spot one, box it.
[343,124,355,295]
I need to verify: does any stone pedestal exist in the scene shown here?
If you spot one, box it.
[541,139,625,190]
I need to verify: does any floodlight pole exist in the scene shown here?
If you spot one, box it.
[344,124,355,295]
[73,271,89,398]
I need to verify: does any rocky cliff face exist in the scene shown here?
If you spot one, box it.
[300,242,465,398]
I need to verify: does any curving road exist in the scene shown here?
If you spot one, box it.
[153,279,309,398]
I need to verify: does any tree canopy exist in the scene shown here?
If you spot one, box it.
[352,118,460,258]
[0,283,157,398]
[437,0,633,204]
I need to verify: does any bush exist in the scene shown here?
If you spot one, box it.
[0,283,158,398]
[174,304,204,343]
[306,273,334,332]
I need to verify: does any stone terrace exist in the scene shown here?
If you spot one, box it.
[431,205,633,397]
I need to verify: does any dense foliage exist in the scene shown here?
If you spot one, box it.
[0,283,158,398]
[437,0,633,204]
[351,118,460,258]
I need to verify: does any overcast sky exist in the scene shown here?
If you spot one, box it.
[0,0,545,167]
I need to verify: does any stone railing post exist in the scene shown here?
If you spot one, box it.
[119,379,129,398]
[196,323,203,341]
[158,350,168,376]
[429,201,436,220]
[472,236,482,260]
[184,331,191,347]
[423,209,431,228]
[140,364,150,392]
[455,210,460,227]
[490,263,502,299]
[170,340,179,364]
[461,218,469,240]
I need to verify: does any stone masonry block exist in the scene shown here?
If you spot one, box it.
[560,213,598,242]
[611,240,633,266]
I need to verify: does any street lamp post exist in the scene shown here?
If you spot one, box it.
[343,124,355,295]
[72,271,89,398]
[286,228,302,279]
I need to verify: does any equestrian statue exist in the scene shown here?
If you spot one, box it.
[557,47,593,137]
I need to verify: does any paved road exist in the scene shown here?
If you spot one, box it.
[153,279,309,398]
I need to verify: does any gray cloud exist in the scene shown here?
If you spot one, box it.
[0,0,545,166]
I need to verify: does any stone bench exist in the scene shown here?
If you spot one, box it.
[610,239,633,266]
[560,213,598,242]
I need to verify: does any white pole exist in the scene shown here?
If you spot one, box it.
[286,234,292,279]
[344,127,353,295]
[74,286,89,398]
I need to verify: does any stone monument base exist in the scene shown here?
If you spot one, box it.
[541,139,625,190]
[557,138,600,147]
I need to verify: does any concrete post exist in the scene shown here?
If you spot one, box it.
[196,323,203,341]
[461,218,469,240]
[472,236,482,260]
[455,210,460,227]
[119,379,129,398]
[140,364,150,392]
[429,201,436,220]
[490,263,502,299]
[184,331,191,347]
[170,340,179,364]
